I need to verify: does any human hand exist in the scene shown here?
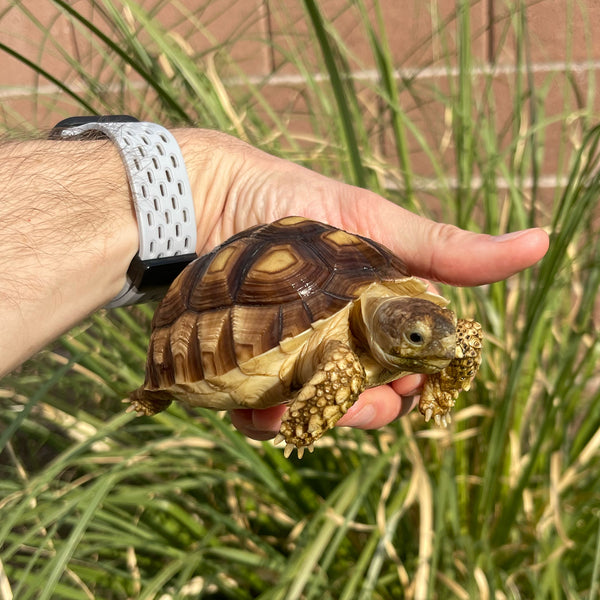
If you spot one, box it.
[174,129,549,440]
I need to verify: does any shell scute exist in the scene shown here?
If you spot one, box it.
[231,304,282,365]
[194,308,237,378]
[302,291,353,323]
[235,243,329,305]
[146,326,176,388]
[151,264,196,329]
[169,312,204,383]
[322,270,375,300]
[279,300,313,342]
[314,228,408,278]
[186,239,248,313]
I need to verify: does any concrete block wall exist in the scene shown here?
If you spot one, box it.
[1,0,598,196]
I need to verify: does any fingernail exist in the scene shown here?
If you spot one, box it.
[493,230,530,242]
[398,394,420,417]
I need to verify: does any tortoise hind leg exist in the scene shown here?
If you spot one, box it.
[275,340,366,458]
[128,387,173,416]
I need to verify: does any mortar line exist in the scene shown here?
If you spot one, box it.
[2,59,600,99]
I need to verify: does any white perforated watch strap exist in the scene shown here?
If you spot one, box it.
[57,121,197,307]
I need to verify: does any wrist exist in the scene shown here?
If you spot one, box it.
[51,118,198,307]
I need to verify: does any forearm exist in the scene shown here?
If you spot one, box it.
[0,139,138,376]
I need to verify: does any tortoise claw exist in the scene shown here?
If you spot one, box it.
[434,412,451,428]
[275,436,314,459]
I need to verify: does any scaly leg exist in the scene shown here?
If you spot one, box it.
[274,340,366,458]
[419,319,483,427]
[128,388,173,415]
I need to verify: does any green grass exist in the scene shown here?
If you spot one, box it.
[2,0,600,598]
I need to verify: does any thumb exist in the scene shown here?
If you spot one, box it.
[403,219,550,286]
[342,196,549,287]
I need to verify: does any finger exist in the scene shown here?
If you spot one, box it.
[411,223,550,286]
[229,405,285,441]
[389,372,426,397]
[336,373,424,429]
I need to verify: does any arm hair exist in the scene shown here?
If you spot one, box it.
[0,138,138,376]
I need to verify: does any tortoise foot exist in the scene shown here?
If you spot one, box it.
[419,318,483,426]
[275,340,366,457]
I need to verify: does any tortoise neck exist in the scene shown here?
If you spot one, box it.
[349,290,390,351]
[349,300,369,349]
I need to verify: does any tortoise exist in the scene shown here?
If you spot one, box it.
[130,216,483,458]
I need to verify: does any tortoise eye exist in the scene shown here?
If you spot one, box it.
[408,331,425,345]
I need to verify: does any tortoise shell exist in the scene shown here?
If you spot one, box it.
[144,216,411,390]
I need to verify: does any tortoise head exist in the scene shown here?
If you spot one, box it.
[362,296,457,373]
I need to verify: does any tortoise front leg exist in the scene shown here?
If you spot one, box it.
[274,340,366,458]
[419,318,483,426]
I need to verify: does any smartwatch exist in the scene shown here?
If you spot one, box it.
[50,115,197,307]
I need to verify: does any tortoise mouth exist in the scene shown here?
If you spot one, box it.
[387,353,453,374]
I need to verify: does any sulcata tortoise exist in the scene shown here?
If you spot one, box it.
[130,216,483,457]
